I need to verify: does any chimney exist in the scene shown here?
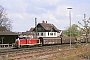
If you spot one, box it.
[35,18,37,27]
[46,21,47,23]
[42,20,45,23]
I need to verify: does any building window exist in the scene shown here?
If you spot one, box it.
[48,32,49,36]
[54,33,56,36]
[36,33,37,36]
[41,33,43,36]
[50,33,53,36]
[38,33,39,36]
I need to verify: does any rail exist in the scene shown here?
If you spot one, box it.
[0,44,13,47]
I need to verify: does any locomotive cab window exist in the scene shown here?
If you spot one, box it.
[27,37,30,40]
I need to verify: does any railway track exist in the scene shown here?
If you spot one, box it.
[0,44,71,53]
[0,44,75,60]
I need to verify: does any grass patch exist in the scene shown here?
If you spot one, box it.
[36,43,90,60]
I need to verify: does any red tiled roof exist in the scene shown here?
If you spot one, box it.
[29,28,34,32]
[0,31,18,35]
[39,22,59,31]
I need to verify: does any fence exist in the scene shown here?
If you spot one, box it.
[0,44,13,47]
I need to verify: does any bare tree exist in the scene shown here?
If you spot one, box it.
[77,14,90,43]
[0,5,12,31]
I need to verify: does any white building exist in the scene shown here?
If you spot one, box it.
[33,21,62,38]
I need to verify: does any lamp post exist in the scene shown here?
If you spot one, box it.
[67,8,72,49]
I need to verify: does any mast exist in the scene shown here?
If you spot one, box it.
[35,18,37,38]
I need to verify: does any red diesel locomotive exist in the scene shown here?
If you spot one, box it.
[14,36,40,48]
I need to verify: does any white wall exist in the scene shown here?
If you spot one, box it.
[34,32,57,38]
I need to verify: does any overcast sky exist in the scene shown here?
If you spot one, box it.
[0,0,90,32]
